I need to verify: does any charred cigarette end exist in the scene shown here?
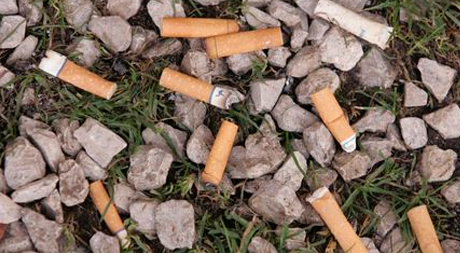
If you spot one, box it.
[311,87,356,153]
[201,120,238,186]
[307,187,368,253]
[205,27,284,59]
[408,205,443,253]
[161,17,240,38]
[38,50,67,77]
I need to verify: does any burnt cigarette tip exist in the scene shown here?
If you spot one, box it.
[38,50,67,77]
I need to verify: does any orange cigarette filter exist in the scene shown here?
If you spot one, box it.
[205,27,284,59]
[89,180,128,246]
[161,17,240,38]
[407,205,443,253]
[311,87,356,153]
[307,187,368,253]
[39,50,117,99]
[201,120,238,186]
[159,68,242,110]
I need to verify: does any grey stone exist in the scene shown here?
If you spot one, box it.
[128,146,173,191]
[335,0,368,10]
[249,180,304,224]
[155,200,195,250]
[210,58,228,76]
[374,201,397,238]
[174,94,206,131]
[250,78,285,114]
[271,95,318,132]
[290,10,309,50]
[186,124,214,164]
[0,0,18,14]
[130,26,158,55]
[4,137,46,189]
[273,151,307,191]
[89,231,120,253]
[380,227,411,253]
[303,122,336,167]
[267,47,291,68]
[286,46,321,78]
[246,0,272,7]
[442,239,460,253]
[353,109,395,134]
[268,0,301,27]
[129,200,160,237]
[18,0,43,26]
[332,151,372,181]
[295,67,340,104]
[417,58,457,102]
[76,151,108,181]
[357,48,397,89]
[41,189,64,223]
[290,138,309,159]
[307,19,330,41]
[0,16,26,49]
[228,115,286,178]
[0,193,22,223]
[114,182,145,214]
[11,174,59,203]
[278,228,306,250]
[195,0,225,5]
[248,236,277,253]
[147,0,185,30]
[386,123,407,152]
[319,27,363,71]
[418,145,457,182]
[21,88,36,106]
[399,117,427,149]
[88,16,132,52]
[142,122,187,159]
[423,104,460,139]
[295,0,317,15]
[360,136,393,166]
[58,160,89,206]
[404,82,428,107]
[0,169,8,194]
[181,49,212,81]
[244,6,280,29]
[227,51,266,75]
[244,175,272,194]
[361,237,380,253]
[142,38,183,58]
[107,0,141,19]
[74,118,127,168]
[63,0,93,30]
[306,168,338,190]
[0,65,15,87]
[6,35,38,65]
[21,208,63,253]
[0,221,34,253]
[18,115,50,137]
[52,118,82,157]
[28,128,65,172]
[299,197,324,226]
[70,38,100,67]
[441,179,460,204]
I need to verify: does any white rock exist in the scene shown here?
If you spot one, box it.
[70,38,101,67]
[195,0,225,5]
[423,104,460,139]
[0,16,27,49]
[273,151,307,191]
[76,151,108,181]
[248,236,277,253]
[0,221,34,252]
[62,0,93,30]
[244,175,272,194]
[174,94,206,131]
[418,145,457,182]
[58,160,89,206]
[271,95,318,132]
[374,201,397,238]
[186,125,214,164]
[357,48,397,89]
[142,38,183,58]
[303,122,335,167]
[319,27,363,71]
[246,0,272,7]
[0,65,15,87]
[353,109,395,134]
[114,182,145,214]
[442,239,460,253]
[147,0,185,30]
[286,46,321,78]
[88,16,132,52]
[399,117,427,149]
[290,138,310,159]
[441,180,460,204]
[90,231,120,253]
[18,115,50,137]
[130,26,158,55]
[11,174,59,203]
[52,118,82,157]
[245,6,280,29]
[290,10,309,50]
[142,122,187,160]
[404,82,428,107]
[0,0,18,14]
[107,0,141,19]
[41,189,64,223]
[332,151,372,181]
[18,0,43,26]
[28,128,65,172]
[6,35,38,65]
[295,67,340,104]
[21,209,63,253]
[227,51,266,75]
[305,168,338,190]
[307,18,330,41]
[268,0,301,27]
[181,49,212,79]
[380,227,411,253]
[267,47,291,68]
[360,136,393,166]
[386,123,407,152]
[250,78,285,114]
[417,58,457,102]
[0,193,22,223]
[129,200,160,237]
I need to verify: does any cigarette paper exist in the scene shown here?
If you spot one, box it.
[39,50,117,99]
[89,180,129,247]
[205,27,283,59]
[314,0,393,49]
[161,17,240,38]
[307,187,368,253]
[201,120,238,186]
[159,68,243,110]
[311,87,356,153]
[407,205,443,253]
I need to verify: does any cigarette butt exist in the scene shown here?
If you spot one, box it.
[314,0,393,49]
[407,205,443,253]
[39,50,117,99]
[89,180,129,247]
[205,27,283,59]
[307,187,368,253]
[161,17,240,38]
[159,68,242,110]
[311,87,356,152]
[201,120,238,186]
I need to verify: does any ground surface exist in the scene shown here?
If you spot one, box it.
[1,0,460,252]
